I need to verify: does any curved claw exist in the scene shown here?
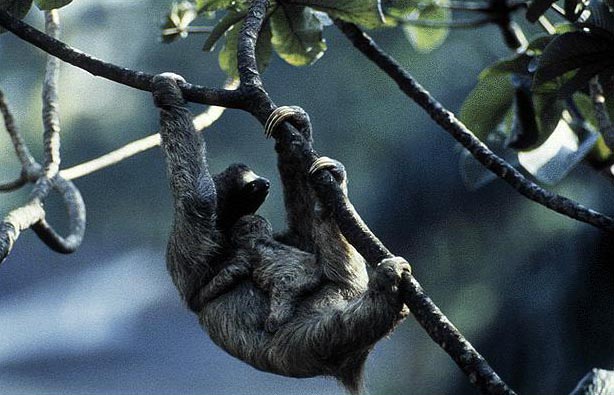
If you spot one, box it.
[264,106,309,139]
[309,156,347,186]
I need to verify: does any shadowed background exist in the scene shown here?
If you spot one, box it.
[1,1,613,394]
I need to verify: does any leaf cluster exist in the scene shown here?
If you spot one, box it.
[161,0,453,78]
[460,0,614,177]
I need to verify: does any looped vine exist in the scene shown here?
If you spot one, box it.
[0,10,85,264]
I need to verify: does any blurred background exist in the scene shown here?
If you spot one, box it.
[1,1,614,394]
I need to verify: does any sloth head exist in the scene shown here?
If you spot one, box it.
[213,163,270,231]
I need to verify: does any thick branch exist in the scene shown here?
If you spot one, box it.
[236,4,516,395]
[336,20,614,232]
[0,199,45,263]
[0,10,244,108]
[401,276,516,395]
[237,0,267,89]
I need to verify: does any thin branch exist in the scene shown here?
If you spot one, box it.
[336,20,614,232]
[42,9,62,178]
[0,89,38,172]
[60,100,230,180]
[0,176,27,192]
[0,10,244,109]
[589,76,614,151]
[31,176,85,254]
[161,25,214,36]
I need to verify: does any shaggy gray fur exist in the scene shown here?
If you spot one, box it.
[153,73,410,395]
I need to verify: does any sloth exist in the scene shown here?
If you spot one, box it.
[152,73,411,394]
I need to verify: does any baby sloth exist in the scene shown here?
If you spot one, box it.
[235,214,323,332]
[197,157,349,333]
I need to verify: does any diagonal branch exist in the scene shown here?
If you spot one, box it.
[238,2,516,395]
[0,10,244,109]
[59,98,230,180]
[335,20,614,232]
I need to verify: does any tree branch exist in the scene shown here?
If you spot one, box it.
[59,101,230,180]
[0,89,39,174]
[31,176,85,254]
[0,199,46,263]
[236,3,516,395]
[336,20,614,232]
[0,10,245,109]
[42,10,61,178]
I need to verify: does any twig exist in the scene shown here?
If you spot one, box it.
[0,177,27,192]
[0,89,38,173]
[60,100,230,180]
[0,10,244,108]
[589,76,614,151]
[161,25,213,36]
[336,20,614,231]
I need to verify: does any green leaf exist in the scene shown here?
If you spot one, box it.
[288,0,385,29]
[202,9,246,51]
[383,0,418,18]
[460,72,515,142]
[0,0,32,33]
[270,4,326,66]
[574,92,600,128]
[482,54,534,78]
[402,3,450,52]
[218,24,239,78]
[34,0,71,10]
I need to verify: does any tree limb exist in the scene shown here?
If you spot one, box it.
[238,2,516,395]
[41,10,62,178]
[335,20,614,232]
[0,10,244,109]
